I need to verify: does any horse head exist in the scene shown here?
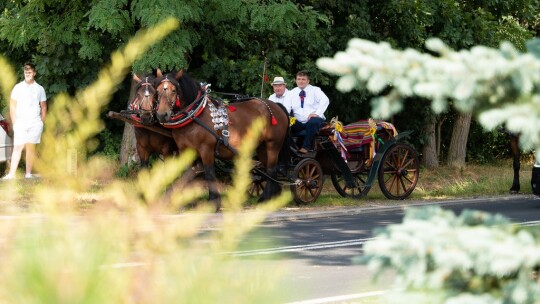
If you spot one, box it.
[155,70,185,123]
[155,69,201,123]
[130,73,158,124]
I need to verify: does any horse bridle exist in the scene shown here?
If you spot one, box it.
[157,77,182,111]
[130,77,157,114]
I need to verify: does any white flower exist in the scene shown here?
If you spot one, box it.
[336,74,358,92]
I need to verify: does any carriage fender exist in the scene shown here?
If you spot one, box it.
[366,130,413,184]
[364,137,397,188]
[394,130,413,142]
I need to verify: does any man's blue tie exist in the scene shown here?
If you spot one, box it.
[299,89,305,108]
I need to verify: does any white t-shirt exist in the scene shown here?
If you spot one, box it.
[11,81,47,124]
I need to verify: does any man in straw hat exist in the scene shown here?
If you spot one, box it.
[268,76,288,105]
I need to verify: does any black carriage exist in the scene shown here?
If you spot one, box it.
[248,117,420,204]
[108,88,419,205]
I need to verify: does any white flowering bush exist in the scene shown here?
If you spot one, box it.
[317,38,540,155]
[362,207,540,304]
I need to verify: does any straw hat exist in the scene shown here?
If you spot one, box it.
[271,76,286,85]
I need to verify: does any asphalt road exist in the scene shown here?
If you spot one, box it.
[230,194,540,303]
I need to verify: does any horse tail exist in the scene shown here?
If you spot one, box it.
[275,102,290,167]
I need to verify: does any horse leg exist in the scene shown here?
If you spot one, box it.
[258,148,282,202]
[203,164,221,212]
[258,166,282,202]
[136,144,150,168]
[509,135,520,194]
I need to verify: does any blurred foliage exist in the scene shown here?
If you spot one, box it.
[0,18,290,303]
[362,206,540,303]
[94,128,122,160]
[318,37,540,158]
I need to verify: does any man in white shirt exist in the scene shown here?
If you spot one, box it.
[2,62,47,180]
[268,76,288,105]
[284,70,329,153]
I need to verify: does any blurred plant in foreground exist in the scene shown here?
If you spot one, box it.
[0,18,290,303]
[317,38,540,156]
[362,206,540,304]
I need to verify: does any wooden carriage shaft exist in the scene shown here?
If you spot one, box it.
[106,111,173,138]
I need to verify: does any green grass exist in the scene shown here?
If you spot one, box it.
[3,158,533,211]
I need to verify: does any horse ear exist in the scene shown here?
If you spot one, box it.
[156,68,163,78]
[133,73,141,83]
[175,69,184,80]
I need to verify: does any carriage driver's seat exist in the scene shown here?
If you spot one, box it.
[290,121,328,156]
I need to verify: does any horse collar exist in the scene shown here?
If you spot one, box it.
[161,94,208,128]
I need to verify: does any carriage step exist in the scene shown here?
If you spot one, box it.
[291,147,316,158]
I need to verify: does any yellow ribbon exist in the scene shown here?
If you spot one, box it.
[334,121,343,133]
[366,118,377,165]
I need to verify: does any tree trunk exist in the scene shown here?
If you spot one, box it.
[446,112,472,168]
[120,123,138,165]
[436,116,446,158]
[422,111,438,168]
[119,79,138,166]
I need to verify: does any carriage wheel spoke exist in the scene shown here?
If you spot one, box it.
[384,160,396,171]
[400,149,409,164]
[386,174,397,192]
[308,187,316,198]
[402,157,415,169]
[378,144,419,200]
[292,159,323,204]
[309,165,316,176]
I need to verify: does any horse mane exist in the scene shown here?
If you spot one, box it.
[177,71,200,103]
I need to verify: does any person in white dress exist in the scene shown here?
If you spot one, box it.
[268,76,288,105]
[2,63,47,180]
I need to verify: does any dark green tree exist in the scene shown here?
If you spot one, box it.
[1,0,539,166]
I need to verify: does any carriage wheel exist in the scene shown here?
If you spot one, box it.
[331,170,370,198]
[290,158,323,204]
[248,174,266,198]
[378,143,419,200]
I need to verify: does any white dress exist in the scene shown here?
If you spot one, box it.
[11,81,47,145]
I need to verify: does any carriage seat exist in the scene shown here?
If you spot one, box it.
[332,120,397,151]
[290,122,328,155]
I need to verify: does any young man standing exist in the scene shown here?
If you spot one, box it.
[268,76,288,105]
[2,62,47,180]
[284,70,329,153]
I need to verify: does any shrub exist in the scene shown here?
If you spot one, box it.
[362,206,540,303]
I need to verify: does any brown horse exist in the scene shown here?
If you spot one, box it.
[154,70,289,210]
[128,74,178,167]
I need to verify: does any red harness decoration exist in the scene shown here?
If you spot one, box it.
[161,92,207,129]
